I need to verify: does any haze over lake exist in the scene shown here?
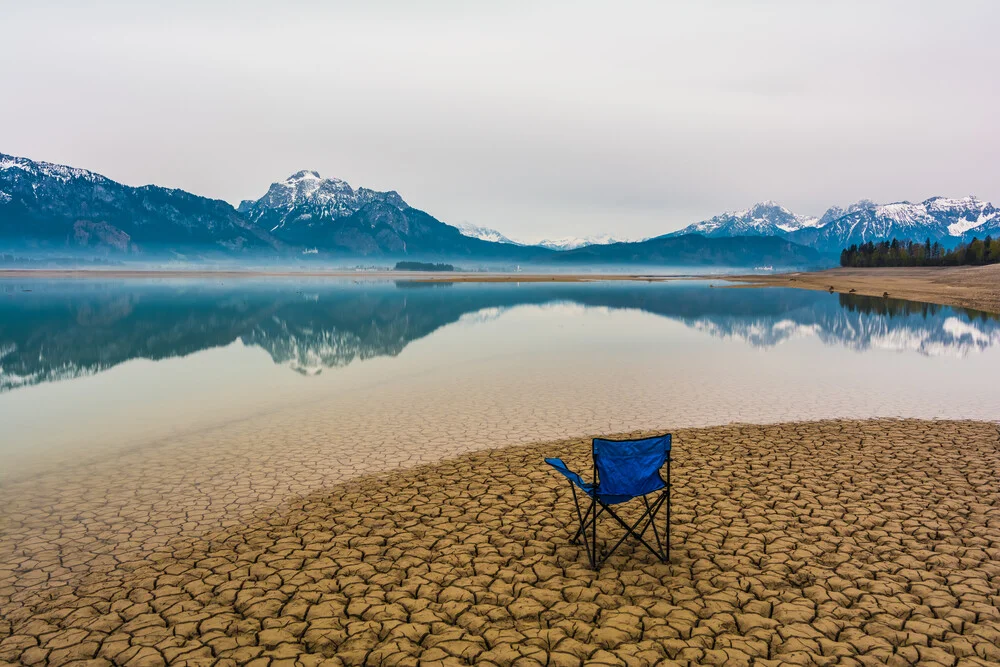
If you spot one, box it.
[2,277,998,481]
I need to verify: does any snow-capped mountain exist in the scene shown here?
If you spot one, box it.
[1,153,111,185]
[0,152,549,260]
[455,222,522,245]
[238,170,408,233]
[237,171,549,258]
[816,199,878,226]
[0,152,279,255]
[536,234,635,251]
[794,196,1000,253]
[455,228,638,251]
[670,196,1000,254]
[670,201,823,238]
[7,150,996,262]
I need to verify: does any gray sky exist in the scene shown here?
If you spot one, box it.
[3,1,999,242]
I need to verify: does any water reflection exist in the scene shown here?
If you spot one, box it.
[685,293,1000,355]
[1,279,997,392]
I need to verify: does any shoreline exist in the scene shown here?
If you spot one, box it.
[725,264,1000,314]
[0,269,679,281]
[3,417,1000,664]
[3,265,998,314]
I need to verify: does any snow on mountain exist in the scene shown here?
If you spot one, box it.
[817,200,877,226]
[236,170,548,258]
[8,148,997,260]
[670,201,821,238]
[0,152,111,185]
[455,222,522,245]
[452,222,637,252]
[239,170,408,233]
[934,196,1000,236]
[0,152,278,255]
[535,234,635,251]
[801,195,1000,252]
[666,196,1000,253]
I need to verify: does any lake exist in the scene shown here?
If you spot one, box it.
[2,276,999,483]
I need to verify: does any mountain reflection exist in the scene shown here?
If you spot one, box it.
[685,293,999,355]
[0,279,997,391]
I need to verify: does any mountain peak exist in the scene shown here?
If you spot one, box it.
[0,152,108,184]
[455,222,522,246]
[536,234,635,250]
[287,169,324,181]
[240,171,409,237]
[675,200,819,238]
[750,200,786,211]
[819,199,878,225]
[922,194,986,209]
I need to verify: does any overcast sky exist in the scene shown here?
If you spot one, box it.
[3,1,999,242]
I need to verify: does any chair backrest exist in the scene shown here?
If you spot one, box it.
[593,434,671,497]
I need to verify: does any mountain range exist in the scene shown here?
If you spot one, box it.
[0,153,280,256]
[454,222,523,246]
[3,150,996,265]
[0,151,819,267]
[0,154,553,262]
[455,224,635,251]
[666,198,1000,252]
[535,234,637,251]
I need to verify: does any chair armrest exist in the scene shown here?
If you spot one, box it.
[545,458,593,493]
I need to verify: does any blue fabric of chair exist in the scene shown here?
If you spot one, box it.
[592,434,670,502]
[545,434,672,568]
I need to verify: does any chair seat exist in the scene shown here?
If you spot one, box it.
[545,456,666,504]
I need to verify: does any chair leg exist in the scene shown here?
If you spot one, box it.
[568,483,594,567]
[591,495,598,568]
[566,489,670,567]
[639,494,668,561]
[666,459,671,558]
[643,495,665,558]
[601,498,667,564]
[572,504,604,543]
[637,492,669,561]
[572,501,587,543]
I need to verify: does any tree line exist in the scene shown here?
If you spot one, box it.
[840,237,1000,267]
[393,261,455,272]
[838,292,996,322]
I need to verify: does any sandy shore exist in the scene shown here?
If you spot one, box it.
[727,265,1000,315]
[3,419,1000,665]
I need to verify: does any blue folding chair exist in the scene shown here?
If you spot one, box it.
[546,434,671,568]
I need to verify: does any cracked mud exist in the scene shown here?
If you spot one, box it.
[2,419,1000,666]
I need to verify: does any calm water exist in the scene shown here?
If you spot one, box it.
[2,277,999,480]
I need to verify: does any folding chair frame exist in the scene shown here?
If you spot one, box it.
[560,441,672,569]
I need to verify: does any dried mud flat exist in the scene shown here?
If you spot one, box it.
[3,419,1000,666]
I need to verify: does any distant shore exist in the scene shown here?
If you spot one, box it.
[726,264,1000,314]
[0,268,677,282]
[4,265,999,313]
